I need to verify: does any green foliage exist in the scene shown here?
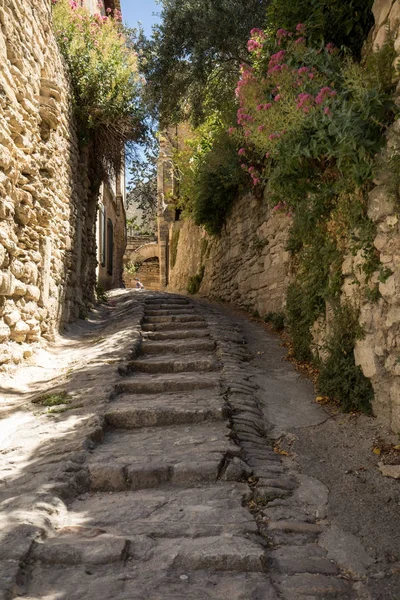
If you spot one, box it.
[124,261,142,276]
[32,391,72,407]
[267,0,374,58]
[317,304,373,413]
[286,283,313,362]
[96,283,108,303]
[175,117,249,235]
[200,238,209,262]
[187,265,205,295]
[127,129,159,231]
[170,229,180,268]
[365,285,381,303]
[141,0,269,125]
[52,0,143,173]
[264,312,285,332]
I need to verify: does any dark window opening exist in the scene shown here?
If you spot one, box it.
[99,205,106,267]
[107,218,114,276]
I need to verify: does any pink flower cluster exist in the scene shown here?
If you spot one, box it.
[247,165,261,186]
[248,39,263,53]
[247,29,265,54]
[256,103,272,111]
[237,108,255,125]
[296,92,314,113]
[315,86,336,105]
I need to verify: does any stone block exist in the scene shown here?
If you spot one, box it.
[10,320,30,342]
[0,320,11,342]
[13,279,26,297]
[4,310,20,327]
[0,270,14,295]
[368,186,395,222]
[354,338,379,378]
[373,0,394,29]
[25,284,40,301]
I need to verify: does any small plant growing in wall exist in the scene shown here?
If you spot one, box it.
[170,229,180,268]
[264,312,285,332]
[187,265,205,295]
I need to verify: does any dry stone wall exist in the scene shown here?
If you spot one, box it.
[0,0,95,367]
[169,193,292,317]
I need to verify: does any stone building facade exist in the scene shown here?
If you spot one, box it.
[161,0,400,434]
[0,0,125,367]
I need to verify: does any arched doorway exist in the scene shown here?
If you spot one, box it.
[135,257,160,290]
[123,242,161,290]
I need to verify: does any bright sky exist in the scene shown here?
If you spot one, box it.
[120,0,161,36]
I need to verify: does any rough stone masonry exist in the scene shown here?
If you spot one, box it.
[0,0,97,368]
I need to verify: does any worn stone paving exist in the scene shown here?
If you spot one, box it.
[1,292,377,599]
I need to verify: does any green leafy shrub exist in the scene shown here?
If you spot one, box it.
[52,0,142,173]
[175,116,249,235]
[286,283,313,361]
[264,312,285,332]
[96,283,108,303]
[234,26,397,374]
[317,304,373,413]
[187,265,205,294]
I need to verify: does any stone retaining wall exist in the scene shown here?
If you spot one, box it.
[0,1,95,366]
[168,193,292,317]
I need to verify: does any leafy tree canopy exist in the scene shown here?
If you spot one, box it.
[141,0,270,126]
[267,0,374,58]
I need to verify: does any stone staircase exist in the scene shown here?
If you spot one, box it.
[17,294,357,599]
[20,295,276,599]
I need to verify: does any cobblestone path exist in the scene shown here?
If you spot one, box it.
[9,294,370,598]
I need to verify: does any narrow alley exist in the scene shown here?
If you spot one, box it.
[1,292,399,599]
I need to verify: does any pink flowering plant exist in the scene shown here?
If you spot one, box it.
[236,25,396,200]
[52,0,142,172]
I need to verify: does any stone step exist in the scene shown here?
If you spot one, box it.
[32,534,130,565]
[70,484,257,539]
[145,308,195,316]
[274,573,352,598]
[105,391,224,429]
[127,356,219,374]
[143,329,211,341]
[115,372,220,395]
[142,321,206,332]
[88,422,234,492]
[141,338,216,355]
[22,566,278,600]
[144,315,204,324]
[270,545,338,576]
[31,530,265,572]
[146,297,189,305]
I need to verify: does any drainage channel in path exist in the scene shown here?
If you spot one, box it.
[16,293,357,599]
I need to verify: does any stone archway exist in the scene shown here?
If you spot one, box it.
[135,256,160,290]
[123,241,161,290]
